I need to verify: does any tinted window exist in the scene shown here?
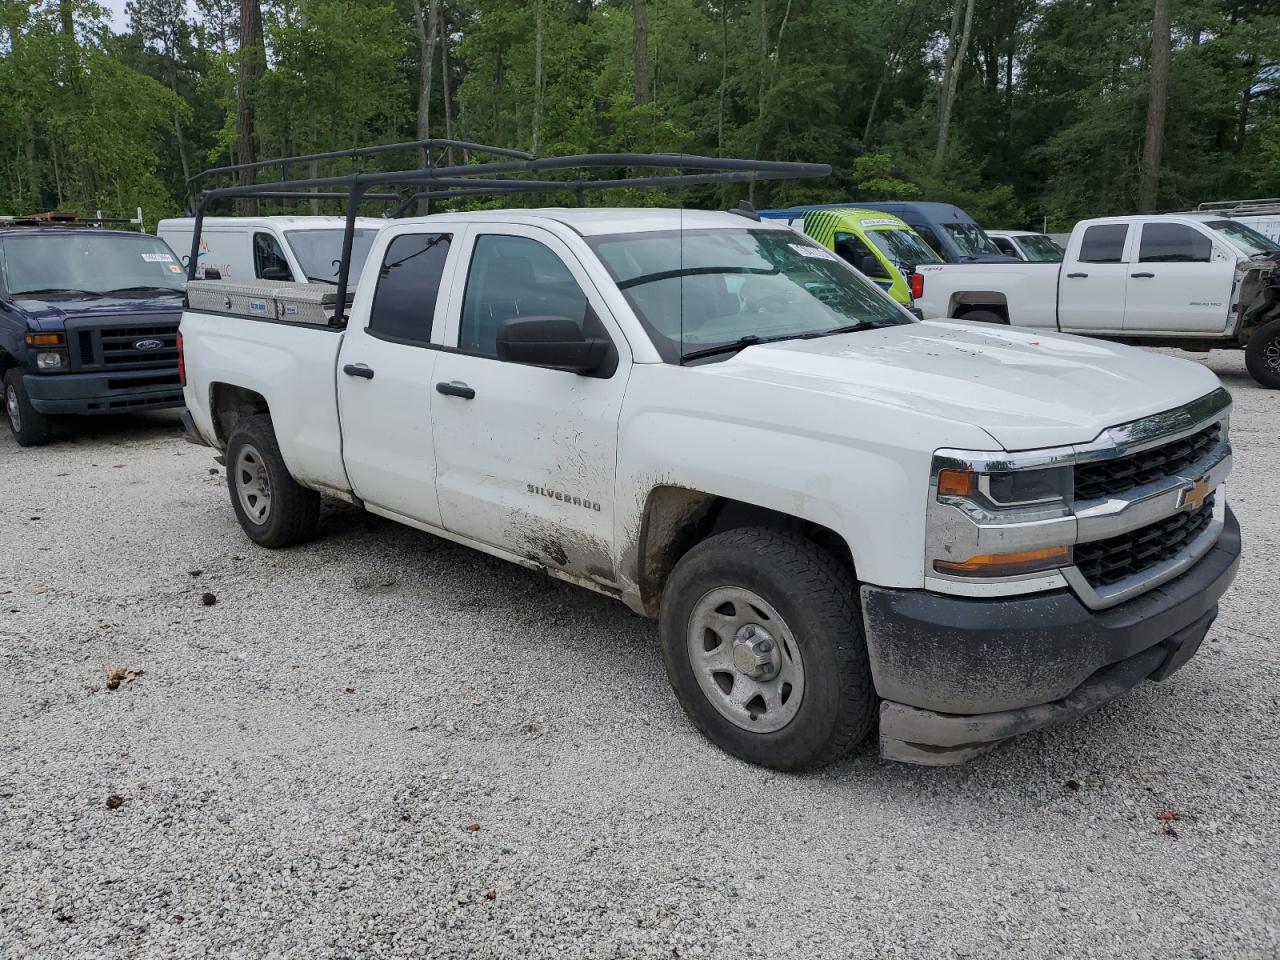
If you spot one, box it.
[1139,223,1212,263]
[833,233,888,278]
[368,233,452,344]
[913,224,946,258]
[253,232,290,279]
[460,235,589,358]
[1078,224,1129,263]
[991,236,1019,258]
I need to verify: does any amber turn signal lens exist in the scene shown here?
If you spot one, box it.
[934,544,1071,578]
[24,333,64,347]
[937,468,976,498]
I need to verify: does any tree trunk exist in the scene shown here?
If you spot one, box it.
[414,0,440,163]
[633,0,650,105]
[531,0,543,154]
[438,3,456,166]
[863,48,899,145]
[934,0,975,169]
[717,0,728,153]
[235,0,263,214]
[1138,0,1170,212]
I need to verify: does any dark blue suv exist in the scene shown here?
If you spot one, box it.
[0,226,186,445]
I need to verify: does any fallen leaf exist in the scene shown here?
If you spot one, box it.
[174,914,185,922]
[188,570,202,577]
[1155,810,1180,822]
[344,687,355,694]
[105,667,144,690]
[201,592,217,606]
[401,813,412,822]
[35,586,48,594]
[105,794,125,810]
[484,890,496,900]
[1162,825,1179,839]
[464,822,481,832]
[112,464,124,469]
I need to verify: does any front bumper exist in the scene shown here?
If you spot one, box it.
[24,369,184,415]
[863,506,1241,765]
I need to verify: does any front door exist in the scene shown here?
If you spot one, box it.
[1122,222,1235,334]
[336,230,458,527]
[1057,222,1130,332]
[429,224,629,580]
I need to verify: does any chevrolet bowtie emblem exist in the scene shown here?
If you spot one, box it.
[1182,477,1211,511]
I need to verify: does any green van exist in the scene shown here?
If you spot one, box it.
[761,207,943,306]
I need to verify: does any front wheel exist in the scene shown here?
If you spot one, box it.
[659,528,876,770]
[3,369,52,446]
[1245,317,1280,389]
[225,414,320,547]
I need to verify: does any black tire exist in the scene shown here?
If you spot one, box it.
[1245,316,1280,389]
[959,308,1007,325]
[225,414,320,548]
[659,527,876,770]
[3,368,53,446]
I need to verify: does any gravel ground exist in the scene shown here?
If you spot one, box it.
[2,349,1277,960]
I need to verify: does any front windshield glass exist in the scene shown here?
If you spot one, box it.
[285,228,378,283]
[1016,234,1065,262]
[941,222,1002,257]
[588,228,911,364]
[1206,220,1280,257]
[0,233,186,297]
[865,227,943,268]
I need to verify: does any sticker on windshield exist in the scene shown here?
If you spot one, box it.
[142,253,175,263]
[167,264,183,274]
[788,242,837,261]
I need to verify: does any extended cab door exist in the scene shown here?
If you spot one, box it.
[1122,221,1235,334]
[1057,222,1130,332]
[429,224,629,579]
[336,229,460,527]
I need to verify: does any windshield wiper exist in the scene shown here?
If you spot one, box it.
[680,334,799,363]
[11,287,101,298]
[103,285,183,296]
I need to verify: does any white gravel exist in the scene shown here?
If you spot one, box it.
[1,349,1277,959]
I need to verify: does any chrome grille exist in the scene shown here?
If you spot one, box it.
[1075,496,1216,588]
[1074,423,1221,500]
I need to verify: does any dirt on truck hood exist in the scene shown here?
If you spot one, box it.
[712,319,1225,451]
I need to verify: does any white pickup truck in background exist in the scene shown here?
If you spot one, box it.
[913,213,1280,387]
[178,206,1240,770]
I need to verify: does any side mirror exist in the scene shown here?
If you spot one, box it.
[261,265,291,281]
[496,316,611,374]
[202,268,222,280]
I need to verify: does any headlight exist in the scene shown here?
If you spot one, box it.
[36,351,65,370]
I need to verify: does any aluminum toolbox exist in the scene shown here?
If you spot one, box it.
[186,279,354,326]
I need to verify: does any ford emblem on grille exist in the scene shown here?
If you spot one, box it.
[133,338,165,351]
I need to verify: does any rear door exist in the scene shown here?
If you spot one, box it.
[1057,222,1130,332]
[429,223,629,578]
[1122,221,1234,333]
[336,228,459,527]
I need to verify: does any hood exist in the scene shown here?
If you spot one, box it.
[11,294,183,333]
[704,320,1224,451]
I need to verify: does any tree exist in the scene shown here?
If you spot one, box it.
[1139,0,1171,210]
[935,0,976,169]
[235,0,262,212]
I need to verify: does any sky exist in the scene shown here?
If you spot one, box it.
[103,0,130,29]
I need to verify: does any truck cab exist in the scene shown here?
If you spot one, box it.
[0,226,186,446]
[986,230,1064,262]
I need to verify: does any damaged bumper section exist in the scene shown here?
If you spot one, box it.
[863,506,1241,765]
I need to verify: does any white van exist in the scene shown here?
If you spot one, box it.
[156,216,385,284]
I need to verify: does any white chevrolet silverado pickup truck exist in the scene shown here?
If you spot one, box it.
[913,213,1280,388]
[178,207,1241,769]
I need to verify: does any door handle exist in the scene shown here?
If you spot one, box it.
[343,363,374,380]
[1130,271,1155,278]
[436,381,475,400]
[1066,272,1089,279]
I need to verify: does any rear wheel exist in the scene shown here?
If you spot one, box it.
[3,369,52,446]
[1245,317,1280,389]
[959,307,1007,325]
[225,414,320,547]
[659,528,876,770]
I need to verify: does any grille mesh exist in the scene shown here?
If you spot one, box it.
[1075,496,1216,588]
[1074,423,1220,500]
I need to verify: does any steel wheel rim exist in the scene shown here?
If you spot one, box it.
[5,384,19,434]
[234,444,272,525]
[686,586,805,733]
[1264,336,1280,373]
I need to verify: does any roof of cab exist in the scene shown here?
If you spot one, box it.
[157,215,385,229]
[396,207,792,237]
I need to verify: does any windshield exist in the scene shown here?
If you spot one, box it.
[588,227,911,364]
[1206,220,1280,257]
[1015,234,1064,262]
[285,228,378,283]
[0,233,185,297]
[865,227,943,268]
[941,222,1002,257]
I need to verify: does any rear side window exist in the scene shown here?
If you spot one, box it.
[459,235,589,358]
[1078,224,1129,263]
[368,233,452,344]
[1139,223,1212,263]
[992,237,1018,257]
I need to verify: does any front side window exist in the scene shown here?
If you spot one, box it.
[0,233,186,297]
[286,228,379,283]
[833,232,888,279]
[368,233,452,344]
[912,224,946,258]
[1017,234,1065,262]
[1205,220,1280,257]
[865,228,942,268]
[588,227,910,364]
[253,232,291,280]
[1139,223,1211,263]
[941,222,1001,257]
[1078,224,1129,263]
[459,235,591,358]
